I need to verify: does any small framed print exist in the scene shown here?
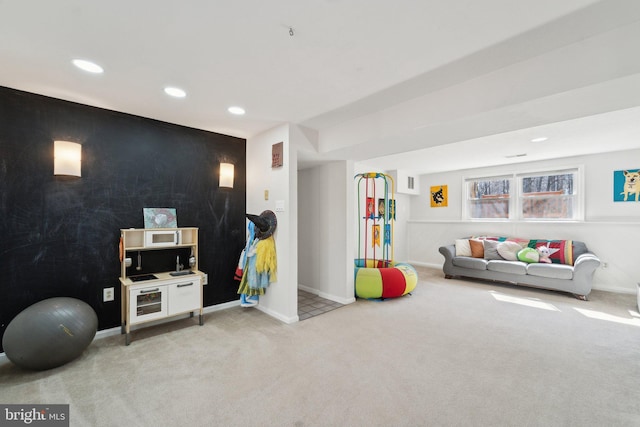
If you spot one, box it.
[430,185,448,207]
[272,142,283,168]
[613,169,640,202]
[143,208,177,228]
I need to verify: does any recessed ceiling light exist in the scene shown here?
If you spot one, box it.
[72,59,104,74]
[164,87,186,98]
[228,106,245,115]
[531,137,548,143]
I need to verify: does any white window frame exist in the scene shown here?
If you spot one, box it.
[516,166,583,221]
[463,174,514,221]
[463,166,584,222]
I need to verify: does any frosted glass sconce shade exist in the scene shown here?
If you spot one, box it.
[219,163,234,188]
[54,141,82,177]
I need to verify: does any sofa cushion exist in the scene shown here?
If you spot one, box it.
[487,260,528,275]
[497,241,523,261]
[483,240,503,260]
[455,239,472,256]
[452,257,488,271]
[527,263,574,280]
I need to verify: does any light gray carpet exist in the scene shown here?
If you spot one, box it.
[1,267,639,426]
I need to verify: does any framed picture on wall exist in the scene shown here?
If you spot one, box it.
[143,208,177,228]
[613,169,640,202]
[272,142,283,168]
[430,185,448,207]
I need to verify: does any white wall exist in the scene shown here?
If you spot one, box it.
[389,193,410,262]
[246,124,298,323]
[298,161,355,304]
[406,148,640,294]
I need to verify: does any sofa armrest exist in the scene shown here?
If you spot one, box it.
[439,245,456,276]
[439,245,456,261]
[574,252,600,271]
[572,252,601,297]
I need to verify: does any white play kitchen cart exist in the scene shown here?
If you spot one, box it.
[119,227,205,345]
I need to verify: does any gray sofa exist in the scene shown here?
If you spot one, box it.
[439,240,600,300]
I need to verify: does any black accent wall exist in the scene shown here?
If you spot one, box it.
[0,86,246,351]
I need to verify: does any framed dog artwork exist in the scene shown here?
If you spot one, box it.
[613,169,640,202]
[430,185,448,207]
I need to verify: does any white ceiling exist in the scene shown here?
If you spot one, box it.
[2,0,640,174]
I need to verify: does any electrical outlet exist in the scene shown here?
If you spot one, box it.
[203,273,208,285]
[103,287,114,302]
[602,262,608,269]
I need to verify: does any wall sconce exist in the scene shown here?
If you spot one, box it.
[54,141,82,177]
[219,162,234,188]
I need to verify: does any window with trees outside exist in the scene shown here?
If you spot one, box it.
[465,168,582,221]
[466,176,512,219]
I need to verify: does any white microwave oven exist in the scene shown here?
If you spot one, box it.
[145,229,181,247]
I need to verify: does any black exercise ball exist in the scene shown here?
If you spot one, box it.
[2,297,98,370]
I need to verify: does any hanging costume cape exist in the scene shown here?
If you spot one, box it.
[236,222,277,307]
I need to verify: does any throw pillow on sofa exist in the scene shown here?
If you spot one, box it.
[455,239,472,256]
[497,241,523,261]
[529,239,575,265]
[517,247,539,263]
[483,239,503,260]
[469,239,484,258]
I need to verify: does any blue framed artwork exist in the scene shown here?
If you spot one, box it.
[613,169,640,202]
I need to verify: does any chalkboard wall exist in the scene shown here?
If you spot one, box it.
[0,86,246,351]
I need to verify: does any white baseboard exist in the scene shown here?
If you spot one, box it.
[95,327,122,339]
[298,284,356,305]
[256,305,299,324]
[204,299,241,313]
[408,260,442,269]
[592,284,637,295]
